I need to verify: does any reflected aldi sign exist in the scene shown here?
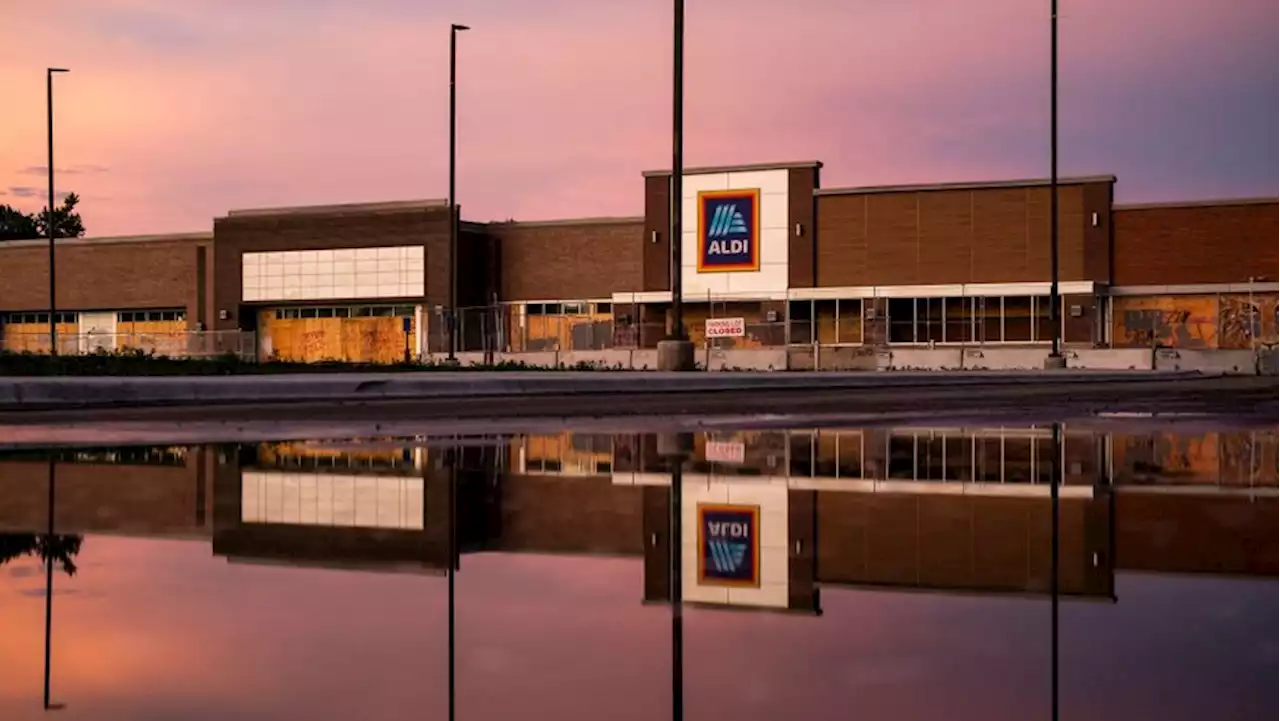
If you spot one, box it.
[697,503,760,587]
[697,189,760,273]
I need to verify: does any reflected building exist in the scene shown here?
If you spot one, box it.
[617,427,1115,610]
[0,424,1274,593]
[0,446,213,538]
[211,442,452,573]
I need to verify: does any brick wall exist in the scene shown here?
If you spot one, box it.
[814,180,1113,287]
[1113,199,1278,286]
[493,474,644,555]
[0,456,208,536]
[816,492,1112,597]
[0,236,208,326]
[489,218,644,301]
[211,205,452,331]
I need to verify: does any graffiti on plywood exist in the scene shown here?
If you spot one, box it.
[1218,294,1279,349]
[1113,296,1217,348]
[1219,432,1279,486]
[1114,432,1219,485]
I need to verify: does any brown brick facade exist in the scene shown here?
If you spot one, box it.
[0,452,210,536]
[487,217,644,301]
[812,178,1114,287]
[0,235,209,326]
[210,203,453,331]
[1112,199,1278,286]
[2,168,1272,351]
[816,491,1113,597]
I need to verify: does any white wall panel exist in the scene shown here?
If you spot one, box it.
[679,169,790,299]
[241,471,424,530]
[242,246,425,303]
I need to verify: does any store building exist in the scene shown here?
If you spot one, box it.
[0,160,1274,363]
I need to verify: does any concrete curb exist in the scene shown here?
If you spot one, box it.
[0,370,1206,411]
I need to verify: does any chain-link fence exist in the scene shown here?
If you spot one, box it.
[0,330,258,360]
[425,294,793,354]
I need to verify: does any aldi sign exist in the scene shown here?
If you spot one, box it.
[697,503,760,587]
[697,189,760,273]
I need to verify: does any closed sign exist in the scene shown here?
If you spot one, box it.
[705,317,746,338]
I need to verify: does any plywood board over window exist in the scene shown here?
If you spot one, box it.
[1,312,78,353]
[1111,295,1218,348]
[258,305,417,363]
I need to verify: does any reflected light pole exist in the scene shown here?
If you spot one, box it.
[1049,422,1061,721]
[43,458,64,711]
[446,443,458,721]
[447,23,469,363]
[46,67,69,356]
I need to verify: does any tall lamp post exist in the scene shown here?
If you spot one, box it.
[447,23,469,363]
[1045,1,1065,368]
[46,67,69,356]
[670,0,685,345]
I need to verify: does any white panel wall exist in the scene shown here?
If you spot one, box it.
[242,246,425,303]
[241,471,425,530]
[681,478,789,609]
[680,169,790,299]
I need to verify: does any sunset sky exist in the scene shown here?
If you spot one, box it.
[0,0,1275,237]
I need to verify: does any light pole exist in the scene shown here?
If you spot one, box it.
[1045,1,1064,367]
[46,67,69,356]
[671,0,685,344]
[448,23,469,363]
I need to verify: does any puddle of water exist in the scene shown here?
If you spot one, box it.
[0,422,1275,720]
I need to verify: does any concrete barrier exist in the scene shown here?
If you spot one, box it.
[817,346,878,371]
[0,370,1217,411]
[1068,349,1153,371]
[704,348,787,371]
[878,348,964,371]
[1154,349,1257,375]
[1257,348,1278,376]
[962,347,1048,370]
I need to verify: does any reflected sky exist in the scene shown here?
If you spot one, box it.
[0,422,1275,721]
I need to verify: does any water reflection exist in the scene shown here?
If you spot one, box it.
[0,423,1274,720]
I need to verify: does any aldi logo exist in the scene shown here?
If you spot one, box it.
[697,503,760,587]
[697,189,760,273]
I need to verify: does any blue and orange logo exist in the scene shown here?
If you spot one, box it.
[697,189,760,273]
[696,503,760,587]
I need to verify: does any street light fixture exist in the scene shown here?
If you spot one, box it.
[46,67,69,356]
[447,24,469,363]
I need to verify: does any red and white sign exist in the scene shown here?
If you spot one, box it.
[705,317,746,338]
[704,440,746,464]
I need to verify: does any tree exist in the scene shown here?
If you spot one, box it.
[0,193,85,241]
[0,533,84,576]
[36,193,86,240]
[0,204,39,240]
